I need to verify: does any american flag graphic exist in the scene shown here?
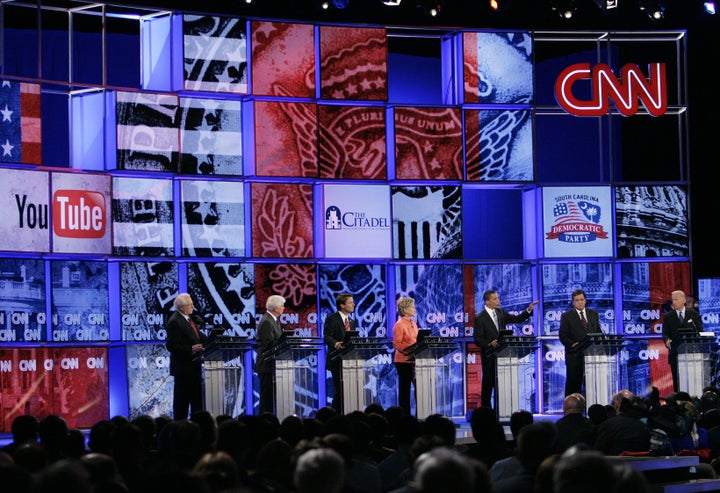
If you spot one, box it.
[553,201,601,225]
[0,80,41,164]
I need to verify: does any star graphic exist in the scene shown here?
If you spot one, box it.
[1,139,14,156]
[1,104,13,122]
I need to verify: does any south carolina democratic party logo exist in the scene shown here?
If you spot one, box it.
[546,195,608,243]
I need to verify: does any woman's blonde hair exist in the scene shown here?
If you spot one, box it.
[397,297,415,317]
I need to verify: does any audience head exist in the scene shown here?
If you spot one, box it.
[293,447,345,493]
[553,449,617,493]
[611,390,634,413]
[517,421,557,474]
[192,450,241,493]
[9,414,39,445]
[411,446,480,493]
[701,390,720,414]
[563,394,585,415]
[509,409,534,439]
[587,404,609,426]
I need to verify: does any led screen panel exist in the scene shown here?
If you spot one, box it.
[254,100,318,177]
[251,21,315,98]
[115,91,179,172]
[318,104,387,179]
[51,172,111,254]
[319,25,387,101]
[542,186,613,258]
[541,262,614,336]
[0,346,109,432]
[323,184,391,259]
[188,262,256,337]
[179,97,243,175]
[462,187,524,260]
[464,108,533,181]
[251,183,313,258]
[183,15,248,94]
[0,258,46,343]
[463,31,533,105]
[392,186,461,260]
[120,261,178,342]
[254,263,317,336]
[181,180,245,257]
[394,107,462,180]
[126,343,172,419]
[51,260,109,342]
[318,264,387,338]
[112,176,174,256]
[616,185,688,258]
[0,168,49,252]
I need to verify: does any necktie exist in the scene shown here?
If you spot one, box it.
[678,310,683,320]
[580,311,588,330]
[189,317,200,339]
[492,310,499,329]
[344,317,350,331]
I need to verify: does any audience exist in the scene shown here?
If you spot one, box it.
[3,389,720,493]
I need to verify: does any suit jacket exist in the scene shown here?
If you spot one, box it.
[165,311,207,377]
[323,311,356,372]
[255,312,282,374]
[473,307,532,353]
[662,307,702,348]
[559,308,600,356]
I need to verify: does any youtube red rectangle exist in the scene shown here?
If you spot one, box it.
[53,189,106,238]
[51,173,111,254]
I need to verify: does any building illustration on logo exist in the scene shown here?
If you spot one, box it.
[325,206,341,230]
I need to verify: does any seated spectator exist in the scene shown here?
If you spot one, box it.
[594,396,651,455]
[461,407,511,469]
[410,447,487,493]
[294,447,345,493]
[699,390,720,430]
[488,410,533,482]
[493,421,557,493]
[554,393,593,454]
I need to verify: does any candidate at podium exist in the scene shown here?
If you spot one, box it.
[323,292,356,414]
[254,294,286,415]
[393,296,419,416]
[559,289,601,398]
[166,293,207,420]
[662,289,703,393]
[473,289,538,409]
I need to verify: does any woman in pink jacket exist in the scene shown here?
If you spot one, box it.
[393,296,419,416]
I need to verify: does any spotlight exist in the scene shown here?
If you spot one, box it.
[319,0,351,9]
[704,2,716,14]
[417,0,442,16]
[381,0,403,5]
[638,0,666,19]
[549,0,577,19]
[489,0,511,11]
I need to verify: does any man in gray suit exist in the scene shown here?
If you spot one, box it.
[255,294,286,415]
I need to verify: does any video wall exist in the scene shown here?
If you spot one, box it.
[0,3,712,429]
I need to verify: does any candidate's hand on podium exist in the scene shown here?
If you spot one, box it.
[192,343,204,352]
[334,342,343,349]
[490,339,498,347]
[572,342,579,348]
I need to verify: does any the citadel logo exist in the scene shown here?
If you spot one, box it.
[325,205,389,231]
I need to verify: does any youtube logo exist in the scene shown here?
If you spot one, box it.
[53,190,107,239]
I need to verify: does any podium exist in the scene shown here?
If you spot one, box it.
[492,336,539,420]
[672,330,716,397]
[404,336,462,419]
[576,334,625,407]
[265,336,323,418]
[203,335,252,418]
[330,337,391,413]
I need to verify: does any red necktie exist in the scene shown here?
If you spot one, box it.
[344,318,350,331]
[580,311,588,331]
[189,318,200,339]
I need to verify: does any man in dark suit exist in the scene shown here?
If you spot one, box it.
[662,289,703,393]
[559,289,601,397]
[473,289,538,408]
[254,294,286,415]
[166,293,207,420]
[323,292,356,414]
